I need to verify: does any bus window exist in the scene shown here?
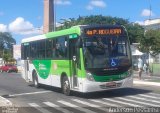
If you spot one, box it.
[30,42,37,59]
[84,35,130,69]
[21,44,24,59]
[56,37,68,59]
[24,44,30,60]
[52,40,56,58]
[37,40,45,59]
[46,39,52,58]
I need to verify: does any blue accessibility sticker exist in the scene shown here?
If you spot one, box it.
[110,59,118,67]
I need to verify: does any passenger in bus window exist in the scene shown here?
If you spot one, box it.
[94,37,108,55]
[55,44,63,58]
[110,38,118,56]
[52,47,56,58]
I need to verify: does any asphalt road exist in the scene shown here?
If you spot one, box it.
[0,72,160,113]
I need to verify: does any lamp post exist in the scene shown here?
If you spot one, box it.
[149,0,152,20]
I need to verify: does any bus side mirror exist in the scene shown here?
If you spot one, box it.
[76,38,82,48]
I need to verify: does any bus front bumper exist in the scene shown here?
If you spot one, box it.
[81,76,133,93]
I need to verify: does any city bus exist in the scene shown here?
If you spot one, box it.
[21,25,133,95]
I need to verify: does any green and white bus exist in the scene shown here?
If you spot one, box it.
[21,25,133,95]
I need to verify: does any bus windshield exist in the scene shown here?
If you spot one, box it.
[83,36,131,69]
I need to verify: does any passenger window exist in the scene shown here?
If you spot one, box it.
[46,39,52,58]
[56,37,68,59]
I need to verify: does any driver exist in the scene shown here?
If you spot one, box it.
[96,37,108,48]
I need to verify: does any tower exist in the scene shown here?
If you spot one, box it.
[43,0,54,33]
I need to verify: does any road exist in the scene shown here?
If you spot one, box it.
[0,72,160,113]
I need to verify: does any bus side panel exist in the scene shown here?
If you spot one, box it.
[30,60,71,88]
[76,48,86,92]
[32,60,52,86]
[50,60,71,88]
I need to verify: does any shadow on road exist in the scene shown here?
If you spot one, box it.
[72,88,152,99]
[28,84,152,99]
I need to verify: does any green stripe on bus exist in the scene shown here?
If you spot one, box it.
[33,60,71,79]
[32,60,51,79]
[93,72,129,82]
[50,60,70,76]
[45,26,81,39]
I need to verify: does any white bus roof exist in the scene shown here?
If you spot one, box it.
[21,34,45,43]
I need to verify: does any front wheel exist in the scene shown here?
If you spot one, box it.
[62,76,71,96]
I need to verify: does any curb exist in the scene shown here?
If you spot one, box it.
[0,96,12,106]
[133,80,160,86]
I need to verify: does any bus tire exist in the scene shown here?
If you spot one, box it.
[62,76,70,96]
[33,72,39,88]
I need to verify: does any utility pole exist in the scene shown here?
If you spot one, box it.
[43,0,55,33]
[149,0,152,20]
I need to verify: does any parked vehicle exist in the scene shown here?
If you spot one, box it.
[0,64,18,73]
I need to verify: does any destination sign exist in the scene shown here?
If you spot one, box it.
[85,28,122,36]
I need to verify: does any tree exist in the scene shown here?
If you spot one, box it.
[3,53,12,63]
[139,29,160,56]
[0,32,16,61]
[126,23,144,44]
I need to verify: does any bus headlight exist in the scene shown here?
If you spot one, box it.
[86,71,95,81]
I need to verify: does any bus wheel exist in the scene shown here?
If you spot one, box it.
[33,72,39,88]
[62,76,70,96]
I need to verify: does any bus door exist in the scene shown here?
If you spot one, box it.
[69,38,79,88]
[24,60,29,82]
[23,44,30,82]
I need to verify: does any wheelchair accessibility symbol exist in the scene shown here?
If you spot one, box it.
[111,59,117,67]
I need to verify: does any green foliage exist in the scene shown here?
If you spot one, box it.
[3,53,11,62]
[126,23,144,44]
[57,15,144,44]
[0,32,16,60]
[57,15,129,29]
[139,29,160,56]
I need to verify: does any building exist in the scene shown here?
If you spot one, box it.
[13,45,21,72]
[144,18,160,64]
[144,18,160,30]
[43,0,54,33]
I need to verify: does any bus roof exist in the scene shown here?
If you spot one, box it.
[21,25,81,43]
[21,24,125,43]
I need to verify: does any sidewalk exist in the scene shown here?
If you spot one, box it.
[0,96,12,107]
[133,71,160,86]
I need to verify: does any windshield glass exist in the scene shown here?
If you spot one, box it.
[83,36,131,69]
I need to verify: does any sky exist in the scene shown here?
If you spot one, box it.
[0,0,160,44]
